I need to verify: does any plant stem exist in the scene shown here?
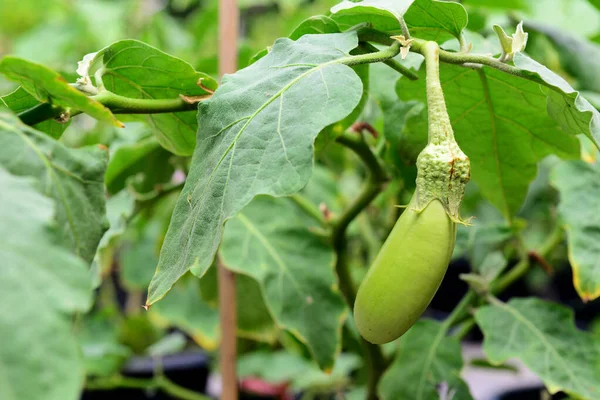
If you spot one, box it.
[452,318,475,340]
[86,375,211,400]
[289,193,327,227]
[331,131,389,400]
[357,43,419,80]
[341,41,401,68]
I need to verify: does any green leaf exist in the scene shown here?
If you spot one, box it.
[330,0,468,41]
[0,166,92,400]
[90,40,218,155]
[521,0,600,39]
[238,350,361,391]
[397,60,581,220]
[379,320,473,400]
[0,56,121,126]
[475,298,600,399]
[513,53,600,147]
[404,0,469,41]
[147,32,363,305]
[236,274,279,343]
[0,87,68,138]
[550,160,600,301]
[150,278,220,351]
[220,196,345,369]
[289,15,340,40]
[0,110,109,262]
[525,21,600,93]
[105,134,174,195]
[78,310,132,377]
[91,190,136,288]
[120,219,162,291]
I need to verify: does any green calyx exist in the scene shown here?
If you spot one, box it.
[413,41,471,223]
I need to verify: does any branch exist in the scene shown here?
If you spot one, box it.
[409,39,548,87]
[331,130,389,400]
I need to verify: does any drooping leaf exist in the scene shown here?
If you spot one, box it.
[397,58,582,220]
[524,21,600,93]
[147,32,363,306]
[89,40,218,155]
[379,320,473,400]
[475,298,600,399]
[513,52,600,146]
[150,278,220,351]
[551,160,600,301]
[330,0,468,41]
[0,110,109,263]
[0,56,121,126]
[0,86,68,138]
[220,196,346,369]
[0,167,92,400]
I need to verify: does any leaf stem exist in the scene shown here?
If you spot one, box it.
[86,375,211,400]
[288,193,327,227]
[357,42,419,80]
[492,224,563,294]
[17,90,207,127]
[341,41,401,68]
[331,130,389,400]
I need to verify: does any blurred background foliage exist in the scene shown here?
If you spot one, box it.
[3,0,600,398]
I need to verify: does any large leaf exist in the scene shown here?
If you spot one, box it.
[0,167,92,400]
[330,0,468,41]
[379,320,473,400]
[0,110,108,262]
[0,56,121,126]
[146,32,363,305]
[475,298,600,399]
[220,196,345,369]
[551,160,600,301]
[397,58,583,220]
[89,40,218,155]
[0,86,68,139]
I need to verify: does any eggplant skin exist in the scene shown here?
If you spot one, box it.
[354,198,456,344]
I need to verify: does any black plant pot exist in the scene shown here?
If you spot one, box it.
[495,386,567,400]
[82,351,210,400]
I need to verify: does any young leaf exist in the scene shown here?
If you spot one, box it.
[0,167,92,400]
[551,160,600,301]
[397,61,582,220]
[220,196,345,370]
[0,110,109,263]
[89,40,218,156]
[379,320,473,400]
[475,298,600,399]
[0,87,68,139]
[146,32,363,306]
[0,56,121,126]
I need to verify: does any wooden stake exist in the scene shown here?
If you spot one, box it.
[218,1,239,399]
